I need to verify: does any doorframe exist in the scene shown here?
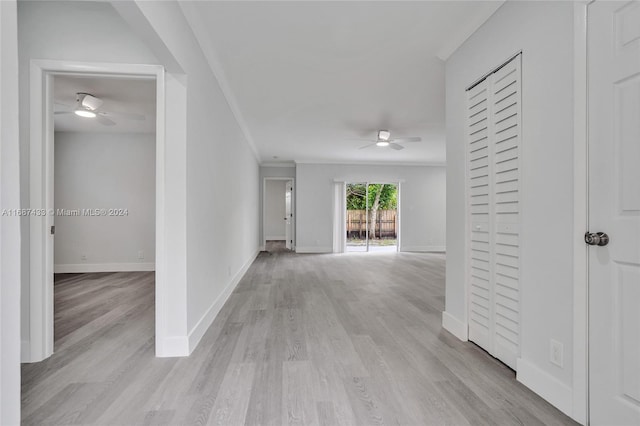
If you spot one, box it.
[343,181,401,253]
[262,177,295,251]
[572,1,590,424]
[28,60,166,361]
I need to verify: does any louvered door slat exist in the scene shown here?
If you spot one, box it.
[467,54,521,371]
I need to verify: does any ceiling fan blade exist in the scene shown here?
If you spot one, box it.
[389,143,404,150]
[54,111,72,115]
[96,115,116,126]
[392,136,422,143]
[100,111,146,121]
[359,143,375,150]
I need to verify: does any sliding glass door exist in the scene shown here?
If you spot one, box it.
[346,182,398,253]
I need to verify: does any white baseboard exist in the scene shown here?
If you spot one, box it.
[442,311,468,341]
[54,262,155,273]
[156,335,189,358]
[400,245,446,253]
[21,340,31,363]
[516,358,573,417]
[265,236,285,241]
[187,249,260,353]
[295,246,332,254]
[259,245,265,251]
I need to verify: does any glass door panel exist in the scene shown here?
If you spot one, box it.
[346,183,368,252]
[366,183,398,252]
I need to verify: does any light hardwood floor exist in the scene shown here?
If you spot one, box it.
[22,251,577,425]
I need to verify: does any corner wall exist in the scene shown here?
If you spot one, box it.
[296,163,445,253]
[444,1,576,417]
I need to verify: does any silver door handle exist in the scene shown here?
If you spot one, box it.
[585,232,609,246]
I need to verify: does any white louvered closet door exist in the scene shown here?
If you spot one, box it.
[467,54,521,370]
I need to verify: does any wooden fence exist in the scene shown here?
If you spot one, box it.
[346,209,397,239]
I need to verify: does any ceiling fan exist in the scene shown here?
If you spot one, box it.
[358,130,422,150]
[54,93,145,126]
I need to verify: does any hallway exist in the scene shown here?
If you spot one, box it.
[22,252,575,425]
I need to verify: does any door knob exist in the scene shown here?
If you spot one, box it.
[585,232,609,246]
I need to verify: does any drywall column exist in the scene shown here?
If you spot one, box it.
[158,72,189,355]
[1,0,22,423]
[122,1,261,355]
[111,1,191,356]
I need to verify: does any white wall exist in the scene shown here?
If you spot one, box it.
[264,180,286,240]
[444,1,576,417]
[1,0,22,423]
[53,132,155,272]
[124,2,260,345]
[296,163,445,253]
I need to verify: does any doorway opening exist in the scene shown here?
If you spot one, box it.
[51,74,156,349]
[27,60,169,362]
[346,182,398,253]
[263,177,295,253]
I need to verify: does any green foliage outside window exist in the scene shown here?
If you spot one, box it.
[346,183,397,210]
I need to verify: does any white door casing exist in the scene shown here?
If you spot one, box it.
[28,60,175,360]
[285,180,293,250]
[333,181,346,253]
[588,1,640,424]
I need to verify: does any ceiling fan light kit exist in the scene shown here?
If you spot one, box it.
[357,129,423,150]
[377,130,391,141]
[73,93,102,119]
[79,93,103,111]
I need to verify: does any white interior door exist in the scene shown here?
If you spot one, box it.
[588,1,640,424]
[285,180,293,250]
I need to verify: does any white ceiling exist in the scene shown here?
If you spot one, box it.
[53,75,156,134]
[184,1,504,165]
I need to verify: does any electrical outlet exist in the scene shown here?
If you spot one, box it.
[81,254,87,261]
[138,250,144,260]
[550,339,564,368]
